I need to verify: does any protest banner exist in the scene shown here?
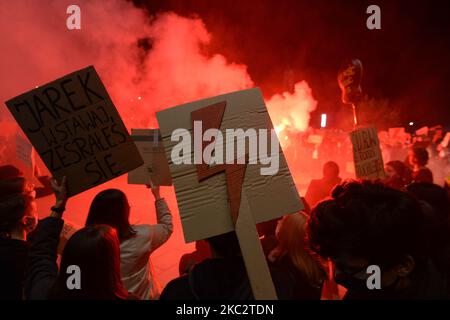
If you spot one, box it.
[388,127,407,145]
[156,88,303,299]
[128,128,172,186]
[416,126,429,137]
[5,66,143,196]
[307,134,323,145]
[57,221,80,255]
[15,133,34,169]
[350,126,385,179]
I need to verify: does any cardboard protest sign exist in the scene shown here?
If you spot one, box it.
[5,66,143,196]
[157,88,303,299]
[346,161,355,174]
[388,127,407,145]
[15,133,34,169]
[441,132,450,148]
[307,134,323,145]
[416,126,429,137]
[128,129,172,186]
[388,127,405,136]
[156,88,303,242]
[350,127,385,179]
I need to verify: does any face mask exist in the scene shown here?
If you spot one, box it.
[22,215,37,234]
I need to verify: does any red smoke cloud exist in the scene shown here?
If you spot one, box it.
[1,0,317,175]
[267,81,318,148]
[0,1,253,128]
[0,0,318,287]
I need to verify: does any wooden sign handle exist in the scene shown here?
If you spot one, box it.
[235,191,278,300]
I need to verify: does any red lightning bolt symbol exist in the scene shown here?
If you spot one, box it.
[191,101,247,226]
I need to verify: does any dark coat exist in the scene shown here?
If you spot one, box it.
[270,254,323,300]
[0,237,29,300]
[161,256,294,300]
[25,217,64,300]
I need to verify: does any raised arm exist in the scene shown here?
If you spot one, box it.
[25,176,68,300]
[146,180,173,251]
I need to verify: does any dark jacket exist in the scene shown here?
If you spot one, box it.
[25,217,64,300]
[412,168,434,184]
[344,259,449,300]
[0,237,30,300]
[160,256,294,300]
[270,254,323,300]
[25,217,139,300]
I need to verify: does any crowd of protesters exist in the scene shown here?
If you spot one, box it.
[0,139,449,299]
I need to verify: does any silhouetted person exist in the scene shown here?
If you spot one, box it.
[178,240,211,276]
[308,180,449,299]
[407,182,450,292]
[25,177,136,300]
[408,148,434,183]
[384,160,413,190]
[305,161,341,208]
[0,183,38,300]
[160,231,294,300]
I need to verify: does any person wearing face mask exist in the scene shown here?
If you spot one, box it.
[383,160,413,191]
[0,178,39,300]
[307,180,449,300]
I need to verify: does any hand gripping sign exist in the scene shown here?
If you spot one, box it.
[5,66,143,196]
[156,88,303,300]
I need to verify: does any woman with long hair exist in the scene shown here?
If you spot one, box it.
[268,212,327,299]
[85,181,173,300]
[25,177,135,300]
[50,225,130,299]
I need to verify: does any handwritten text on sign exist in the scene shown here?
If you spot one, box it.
[350,127,385,179]
[5,66,143,196]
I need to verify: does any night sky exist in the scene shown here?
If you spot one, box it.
[135,0,450,131]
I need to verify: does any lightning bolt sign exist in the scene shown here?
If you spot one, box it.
[191,101,247,225]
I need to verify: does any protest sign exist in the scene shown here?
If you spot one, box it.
[388,127,407,145]
[128,129,172,186]
[416,126,429,137]
[307,134,323,145]
[57,221,79,255]
[157,88,303,299]
[350,126,385,179]
[441,132,450,148]
[5,66,143,196]
[15,133,34,169]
